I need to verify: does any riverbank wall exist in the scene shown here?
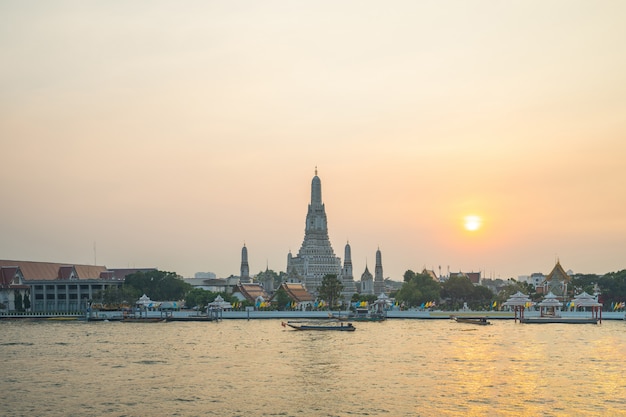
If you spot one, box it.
[2,310,624,321]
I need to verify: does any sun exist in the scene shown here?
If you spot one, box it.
[464,215,482,232]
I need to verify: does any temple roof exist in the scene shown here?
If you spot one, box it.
[545,260,571,283]
[234,283,269,303]
[277,282,314,303]
[361,266,373,280]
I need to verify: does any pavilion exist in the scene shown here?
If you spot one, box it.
[502,291,534,322]
[572,291,603,323]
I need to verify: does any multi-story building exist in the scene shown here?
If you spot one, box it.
[0,260,153,313]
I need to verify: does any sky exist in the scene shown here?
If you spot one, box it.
[2,1,625,281]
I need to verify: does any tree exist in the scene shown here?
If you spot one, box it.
[571,274,601,296]
[185,288,213,309]
[396,270,441,308]
[597,270,626,307]
[317,274,343,310]
[273,288,291,310]
[470,285,495,310]
[495,279,538,304]
[14,291,23,312]
[395,280,423,307]
[124,270,192,301]
[403,270,417,282]
[96,285,140,306]
[441,275,475,309]
[23,292,31,311]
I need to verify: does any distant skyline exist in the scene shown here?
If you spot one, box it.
[2,1,625,281]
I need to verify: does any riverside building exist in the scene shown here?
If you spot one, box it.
[0,260,154,313]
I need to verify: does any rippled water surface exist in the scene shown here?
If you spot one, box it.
[1,319,625,416]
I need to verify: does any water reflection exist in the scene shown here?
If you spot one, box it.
[1,319,625,416]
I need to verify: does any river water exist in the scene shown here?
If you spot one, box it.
[1,319,625,417]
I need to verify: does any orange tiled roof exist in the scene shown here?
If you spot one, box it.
[279,283,314,302]
[0,267,24,288]
[235,283,270,303]
[0,260,108,281]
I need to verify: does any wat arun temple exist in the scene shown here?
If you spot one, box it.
[286,169,385,298]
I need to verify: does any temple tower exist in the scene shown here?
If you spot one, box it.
[361,265,374,295]
[287,169,341,294]
[374,247,385,295]
[341,241,357,299]
[240,244,251,283]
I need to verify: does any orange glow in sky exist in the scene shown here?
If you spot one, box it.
[1,1,625,280]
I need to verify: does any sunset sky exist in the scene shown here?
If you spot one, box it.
[2,1,625,281]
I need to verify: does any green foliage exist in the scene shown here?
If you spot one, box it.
[568,270,626,307]
[441,275,475,307]
[23,292,31,310]
[570,273,600,294]
[403,270,417,282]
[395,270,441,307]
[124,270,192,301]
[273,288,291,310]
[14,291,23,311]
[597,270,626,306]
[317,274,344,310]
[495,279,537,303]
[471,285,495,309]
[96,285,141,305]
[351,293,377,304]
[184,288,213,309]
[184,288,237,309]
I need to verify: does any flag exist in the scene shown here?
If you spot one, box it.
[492,301,497,308]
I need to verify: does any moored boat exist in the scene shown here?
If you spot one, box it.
[121,317,166,323]
[451,316,491,325]
[282,321,356,331]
